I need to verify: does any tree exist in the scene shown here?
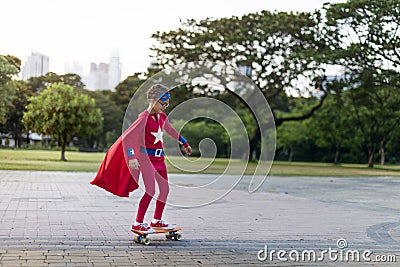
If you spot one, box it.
[323,0,400,166]
[151,10,332,158]
[170,119,229,157]
[385,130,400,164]
[341,69,400,167]
[76,89,124,150]
[0,55,20,124]
[277,121,308,162]
[27,72,86,93]
[152,10,331,115]
[23,83,103,161]
[307,97,354,164]
[322,0,400,93]
[323,0,400,73]
[1,80,31,148]
[275,97,321,162]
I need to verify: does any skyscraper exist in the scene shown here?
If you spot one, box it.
[98,62,109,90]
[86,62,110,90]
[84,51,122,91]
[108,53,121,89]
[22,52,49,80]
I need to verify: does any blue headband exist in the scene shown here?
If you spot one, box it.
[159,93,170,101]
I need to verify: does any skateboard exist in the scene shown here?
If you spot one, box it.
[131,227,182,245]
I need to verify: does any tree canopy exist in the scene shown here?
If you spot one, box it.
[0,55,21,124]
[22,83,103,160]
[151,10,330,120]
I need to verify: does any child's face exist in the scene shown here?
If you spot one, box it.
[151,99,169,113]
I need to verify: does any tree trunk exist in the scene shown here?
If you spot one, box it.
[380,141,385,166]
[249,128,261,161]
[334,142,340,165]
[288,145,294,162]
[60,135,67,161]
[61,144,66,161]
[367,147,375,168]
[14,133,18,150]
[26,131,30,147]
[13,123,18,150]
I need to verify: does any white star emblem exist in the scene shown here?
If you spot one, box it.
[151,126,163,145]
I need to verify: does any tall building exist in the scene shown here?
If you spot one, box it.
[84,51,122,91]
[108,53,121,89]
[22,52,49,80]
[86,62,110,90]
[98,62,109,90]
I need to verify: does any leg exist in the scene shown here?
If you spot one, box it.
[153,169,169,220]
[135,161,156,223]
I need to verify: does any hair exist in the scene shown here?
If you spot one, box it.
[146,84,169,101]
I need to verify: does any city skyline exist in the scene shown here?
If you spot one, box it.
[19,51,122,91]
[21,51,122,90]
[2,0,346,81]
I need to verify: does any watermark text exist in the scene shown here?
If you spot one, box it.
[257,239,397,263]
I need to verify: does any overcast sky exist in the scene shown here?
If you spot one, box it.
[1,0,345,79]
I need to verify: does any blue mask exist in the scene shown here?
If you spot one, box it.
[159,93,170,101]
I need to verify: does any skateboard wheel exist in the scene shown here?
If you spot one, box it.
[142,237,151,246]
[165,233,172,239]
[174,233,182,241]
[133,236,140,243]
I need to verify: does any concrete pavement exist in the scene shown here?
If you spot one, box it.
[0,170,399,266]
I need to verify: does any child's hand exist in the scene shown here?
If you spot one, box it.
[128,159,140,169]
[184,146,192,156]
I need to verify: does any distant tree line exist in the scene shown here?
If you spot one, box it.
[150,0,400,167]
[0,0,399,166]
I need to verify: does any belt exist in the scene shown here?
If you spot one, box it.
[140,146,164,157]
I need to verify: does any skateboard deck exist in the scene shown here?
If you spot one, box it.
[131,227,182,245]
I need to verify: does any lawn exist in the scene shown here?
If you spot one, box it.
[0,149,103,172]
[0,149,399,177]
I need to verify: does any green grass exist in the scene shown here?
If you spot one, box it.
[0,149,399,177]
[268,161,400,177]
[0,149,104,172]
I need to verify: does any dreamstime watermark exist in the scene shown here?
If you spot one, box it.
[122,61,276,208]
[257,239,397,263]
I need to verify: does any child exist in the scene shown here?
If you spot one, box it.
[91,84,191,233]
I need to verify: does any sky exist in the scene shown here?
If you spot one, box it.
[1,0,345,80]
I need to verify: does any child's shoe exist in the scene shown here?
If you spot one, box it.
[131,222,155,233]
[150,219,176,230]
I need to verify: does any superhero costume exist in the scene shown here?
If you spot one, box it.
[90,110,189,199]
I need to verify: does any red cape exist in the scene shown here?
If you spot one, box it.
[90,111,147,197]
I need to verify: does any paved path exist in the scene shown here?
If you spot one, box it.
[0,170,399,266]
